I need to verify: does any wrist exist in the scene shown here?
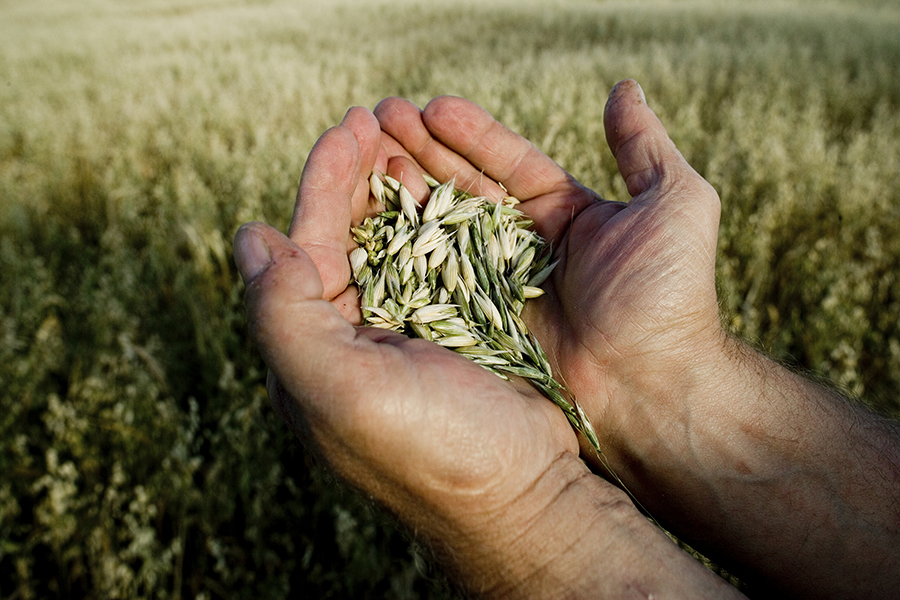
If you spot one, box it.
[433,451,603,598]
[596,326,737,475]
[441,451,740,599]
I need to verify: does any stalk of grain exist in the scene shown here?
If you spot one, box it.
[350,173,600,454]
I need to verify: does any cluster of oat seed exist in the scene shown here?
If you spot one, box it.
[350,172,599,452]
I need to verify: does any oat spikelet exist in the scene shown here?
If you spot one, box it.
[350,174,600,454]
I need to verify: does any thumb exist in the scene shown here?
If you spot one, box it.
[234,221,323,300]
[603,79,706,201]
[233,221,362,420]
[233,221,471,484]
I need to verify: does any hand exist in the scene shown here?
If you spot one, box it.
[377,82,900,599]
[374,80,725,471]
[233,102,742,598]
[234,107,590,594]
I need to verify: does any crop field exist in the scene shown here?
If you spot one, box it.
[1,0,899,597]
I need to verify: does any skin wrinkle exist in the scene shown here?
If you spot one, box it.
[447,451,554,553]
[377,101,450,180]
[293,204,353,249]
[293,129,360,203]
[568,317,620,380]
[487,135,564,199]
[489,138,531,192]
[559,200,715,343]
[488,458,624,600]
[375,349,533,499]
[450,113,498,161]
[318,349,450,507]
[504,452,588,538]
[424,98,571,202]
[605,88,696,204]
[411,132,443,168]
[609,124,656,191]
[567,216,712,372]
[503,520,595,598]
[614,137,703,210]
[442,453,597,598]
[520,160,581,208]
[466,142,531,198]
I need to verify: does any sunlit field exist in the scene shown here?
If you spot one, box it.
[2,0,899,597]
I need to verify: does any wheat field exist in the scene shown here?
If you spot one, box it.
[1,0,899,597]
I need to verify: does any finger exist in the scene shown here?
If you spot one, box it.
[377,127,469,209]
[234,221,367,429]
[603,79,710,202]
[377,127,416,168]
[375,96,508,199]
[342,107,384,220]
[289,107,381,299]
[386,155,431,204]
[421,96,576,202]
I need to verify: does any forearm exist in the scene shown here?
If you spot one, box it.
[609,334,900,598]
[431,452,744,599]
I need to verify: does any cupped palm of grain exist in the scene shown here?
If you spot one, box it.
[350,173,600,454]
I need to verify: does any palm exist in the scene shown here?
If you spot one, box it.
[334,333,576,505]
[535,192,718,421]
[375,86,722,462]
[252,106,580,535]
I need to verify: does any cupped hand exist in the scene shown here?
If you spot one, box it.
[232,108,601,591]
[374,80,726,472]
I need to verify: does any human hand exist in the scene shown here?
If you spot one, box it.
[233,104,745,598]
[374,80,726,474]
[374,82,900,599]
[234,108,606,595]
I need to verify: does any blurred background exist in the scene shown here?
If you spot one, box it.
[1,0,898,597]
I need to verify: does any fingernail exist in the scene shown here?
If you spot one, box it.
[635,81,646,103]
[611,79,646,104]
[234,225,272,283]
